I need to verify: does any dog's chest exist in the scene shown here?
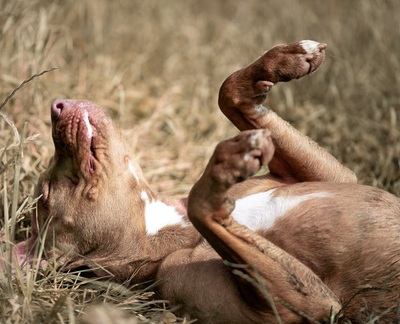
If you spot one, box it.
[231,189,331,231]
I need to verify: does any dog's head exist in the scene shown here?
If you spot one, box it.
[33,99,151,268]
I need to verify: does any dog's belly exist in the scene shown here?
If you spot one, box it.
[231,181,400,311]
[231,181,400,232]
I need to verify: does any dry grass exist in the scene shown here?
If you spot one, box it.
[0,0,399,322]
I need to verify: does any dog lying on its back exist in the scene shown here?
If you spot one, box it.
[14,40,400,323]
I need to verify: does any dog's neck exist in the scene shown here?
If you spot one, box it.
[112,183,201,282]
[65,189,201,283]
[128,159,196,245]
[140,199,202,283]
[142,192,199,250]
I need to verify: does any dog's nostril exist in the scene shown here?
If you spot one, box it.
[51,99,68,121]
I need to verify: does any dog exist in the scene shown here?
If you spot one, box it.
[15,40,400,323]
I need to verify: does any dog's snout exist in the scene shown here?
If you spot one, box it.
[51,99,67,121]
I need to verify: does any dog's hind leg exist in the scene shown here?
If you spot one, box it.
[219,40,357,183]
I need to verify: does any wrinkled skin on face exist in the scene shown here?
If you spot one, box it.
[33,99,148,269]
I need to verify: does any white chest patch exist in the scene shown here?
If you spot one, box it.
[141,191,187,236]
[231,189,332,231]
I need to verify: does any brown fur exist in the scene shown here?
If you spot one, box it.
[17,41,400,323]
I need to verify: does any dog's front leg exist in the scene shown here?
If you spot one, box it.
[188,130,341,322]
[219,40,357,183]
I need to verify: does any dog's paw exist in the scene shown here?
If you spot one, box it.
[260,40,326,83]
[218,40,326,112]
[188,130,274,223]
[209,129,274,191]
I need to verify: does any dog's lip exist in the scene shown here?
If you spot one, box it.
[51,102,99,174]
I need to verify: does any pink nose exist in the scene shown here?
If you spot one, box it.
[51,99,73,121]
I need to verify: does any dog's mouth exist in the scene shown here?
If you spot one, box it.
[50,99,105,176]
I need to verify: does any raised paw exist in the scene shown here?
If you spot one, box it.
[218,40,326,120]
[260,40,327,83]
[188,129,274,224]
[208,129,274,191]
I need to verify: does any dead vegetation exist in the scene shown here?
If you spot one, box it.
[0,0,399,322]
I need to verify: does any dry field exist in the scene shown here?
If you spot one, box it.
[1,0,399,322]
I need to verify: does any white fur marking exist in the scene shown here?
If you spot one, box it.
[299,40,320,54]
[129,160,140,182]
[231,190,332,231]
[142,190,187,236]
[83,109,93,139]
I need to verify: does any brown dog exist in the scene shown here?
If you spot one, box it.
[17,40,400,323]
